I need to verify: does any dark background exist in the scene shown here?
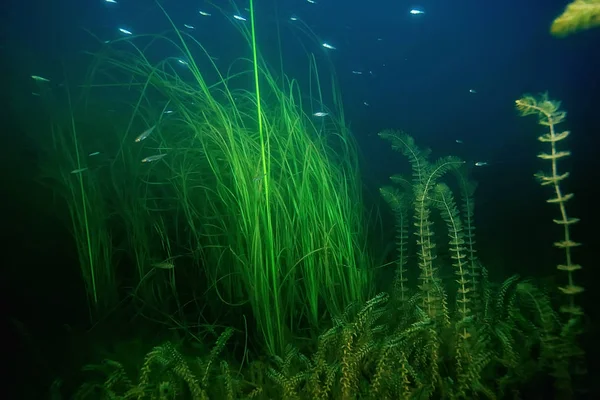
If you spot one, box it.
[1,0,598,397]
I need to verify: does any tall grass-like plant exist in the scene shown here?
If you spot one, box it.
[41,89,118,318]
[64,1,373,354]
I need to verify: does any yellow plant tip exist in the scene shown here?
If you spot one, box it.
[516,93,565,123]
[550,0,600,37]
[515,95,539,115]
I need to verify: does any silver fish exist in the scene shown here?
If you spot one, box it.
[31,75,50,82]
[141,153,167,163]
[152,261,175,269]
[134,125,156,143]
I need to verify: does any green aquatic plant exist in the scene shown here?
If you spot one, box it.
[38,1,586,398]
[378,131,465,324]
[71,329,245,400]
[515,93,584,317]
[37,81,118,318]
[62,106,586,399]
[376,130,585,398]
[67,281,573,399]
[42,0,373,356]
[516,92,586,396]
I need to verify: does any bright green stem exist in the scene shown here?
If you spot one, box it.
[67,88,98,307]
[249,0,282,354]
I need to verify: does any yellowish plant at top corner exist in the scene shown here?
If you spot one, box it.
[550,0,600,37]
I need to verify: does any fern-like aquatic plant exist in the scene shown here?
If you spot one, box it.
[378,130,464,324]
[454,167,482,312]
[376,130,585,398]
[516,93,584,317]
[516,92,586,397]
[434,183,472,340]
[72,328,238,400]
[379,186,410,302]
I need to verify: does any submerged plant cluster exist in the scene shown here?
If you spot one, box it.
[36,3,585,399]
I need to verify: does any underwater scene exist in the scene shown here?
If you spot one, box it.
[3,0,600,399]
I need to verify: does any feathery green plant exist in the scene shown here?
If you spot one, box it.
[516,92,586,396]
[377,130,584,398]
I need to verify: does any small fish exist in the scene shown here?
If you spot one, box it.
[313,112,329,117]
[183,24,195,29]
[409,9,425,15]
[71,167,88,174]
[469,89,477,94]
[152,261,175,269]
[134,125,156,143]
[455,139,463,144]
[177,58,189,65]
[290,15,299,21]
[31,75,50,82]
[233,14,247,21]
[105,0,117,3]
[474,161,488,167]
[199,11,211,16]
[322,42,336,50]
[141,153,167,163]
[363,101,370,106]
[163,110,174,114]
[119,28,133,35]
[89,151,100,156]
[351,70,363,75]
[307,0,316,3]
